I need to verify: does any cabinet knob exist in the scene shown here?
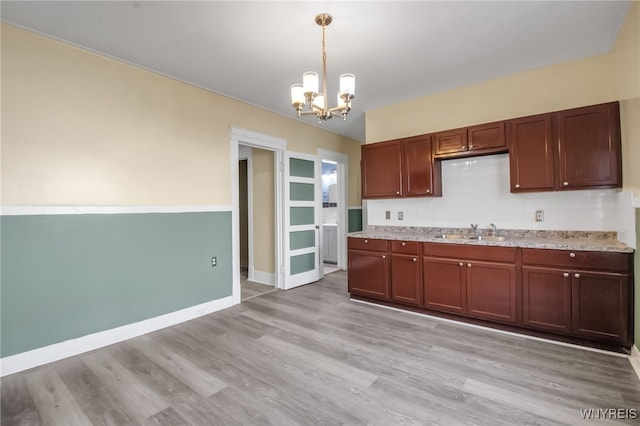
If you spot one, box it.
[382,255,386,259]
[459,262,464,267]
[364,239,368,243]
[401,242,406,246]
[515,184,520,189]
[412,258,417,262]
[563,182,569,186]
[574,273,580,279]
[426,189,431,193]
[563,273,569,278]
[469,144,474,149]
[396,191,400,194]
[569,252,575,258]
[461,146,467,150]
[467,263,472,268]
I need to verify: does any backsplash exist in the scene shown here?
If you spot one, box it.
[365,154,636,248]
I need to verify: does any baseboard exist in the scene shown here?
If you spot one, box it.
[251,270,276,286]
[630,345,640,380]
[0,296,233,377]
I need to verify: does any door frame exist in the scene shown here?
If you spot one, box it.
[230,127,286,305]
[318,149,349,272]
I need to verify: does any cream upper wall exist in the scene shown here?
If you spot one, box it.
[1,24,362,206]
[366,2,639,193]
[251,148,275,274]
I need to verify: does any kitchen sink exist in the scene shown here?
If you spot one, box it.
[434,234,506,242]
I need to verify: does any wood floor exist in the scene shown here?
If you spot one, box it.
[2,270,639,425]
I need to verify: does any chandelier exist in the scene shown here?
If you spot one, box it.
[290,13,355,122]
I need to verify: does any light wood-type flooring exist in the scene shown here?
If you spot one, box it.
[2,271,639,425]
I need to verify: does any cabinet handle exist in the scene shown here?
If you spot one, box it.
[401,242,406,246]
[364,239,368,243]
[396,191,400,195]
[563,273,569,278]
[563,182,569,186]
[412,258,417,262]
[382,255,386,259]
[458,262,464,267]
[426,189,431,193]
[469,144,474,149]
[515,184,520,189]
[461,146,467,150]
[574,273,580,279]
[467,263,472,268]
[569,252,575,258]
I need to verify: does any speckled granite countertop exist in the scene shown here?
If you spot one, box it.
[349,226,634,253]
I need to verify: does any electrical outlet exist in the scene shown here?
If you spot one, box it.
[385,211,391,220]
[398,211,403,220]
[535,210,544,222]
[211,256,217,267]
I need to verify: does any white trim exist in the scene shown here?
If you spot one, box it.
[0,296,233,377]
[348,206,363,210]
[252,270,276,286]
[350,299,631,358]
[0,205,233,216]
[632,195,640,208]
[630,345,640,380]
[230,126,285,300]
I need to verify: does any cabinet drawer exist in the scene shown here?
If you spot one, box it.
[522,248,630,272]
[391,240,420,255]
[348,237,388,252]
[423,242,516,263]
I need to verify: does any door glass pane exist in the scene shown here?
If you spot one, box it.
[290,207,314,225]
[290,182,315,201]
[291,252,315,275]
[290,230,315,250]
[290,158,315,178]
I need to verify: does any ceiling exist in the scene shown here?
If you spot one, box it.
[1,1,632,142]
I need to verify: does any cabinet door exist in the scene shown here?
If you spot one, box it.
[423,258,467,314]
[571,270,630,344]
[507,114,556,192]
[434,128,467,157]
[557,102,621,189]
[402,136,439,197]
[522,266,571,333]
[348,249,389,300]
[361,141,402,198]
[391,254,422,306]
[467,121,507,153]
[466,261,517,324]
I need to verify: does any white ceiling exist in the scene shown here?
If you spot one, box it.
[1,1,632,142]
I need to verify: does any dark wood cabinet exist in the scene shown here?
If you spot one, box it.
[508,102,621,193]
[522,248,632,346]
[348,238,389,300]
[361,141,402,198]
[557,102,621,190]
[522,266,572,333]
[508,113,556,192]
[403,136,441,197]
[434,121,506,158]
[390,241,422,306]
[423,243,517,324]
[362,136,441,199]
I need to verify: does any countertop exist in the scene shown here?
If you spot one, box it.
[349,226,634,253]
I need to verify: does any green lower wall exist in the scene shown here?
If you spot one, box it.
[348,207,363,233]
[635,208,640,346]
[0,211,232,358]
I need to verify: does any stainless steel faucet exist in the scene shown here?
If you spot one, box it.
[490,223,497,236]
[470,223,479,235]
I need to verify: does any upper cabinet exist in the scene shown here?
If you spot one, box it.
[557,102,621,190]
[362,135,441,199]
[509,102,621,193]
[434,121,507,159]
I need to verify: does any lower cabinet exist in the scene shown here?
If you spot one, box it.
[348,238,389,300]
[348,238,633,350]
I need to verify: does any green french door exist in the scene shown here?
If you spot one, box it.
[284,152,321,289]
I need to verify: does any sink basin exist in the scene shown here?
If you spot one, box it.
[468,235,506,242]
[434,234,506,242]
[434,234,468,240]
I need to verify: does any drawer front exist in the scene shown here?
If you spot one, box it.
[522,248,630,272]
[391,240,421,255]
[423,242,516,263]
[348,237,388,252]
